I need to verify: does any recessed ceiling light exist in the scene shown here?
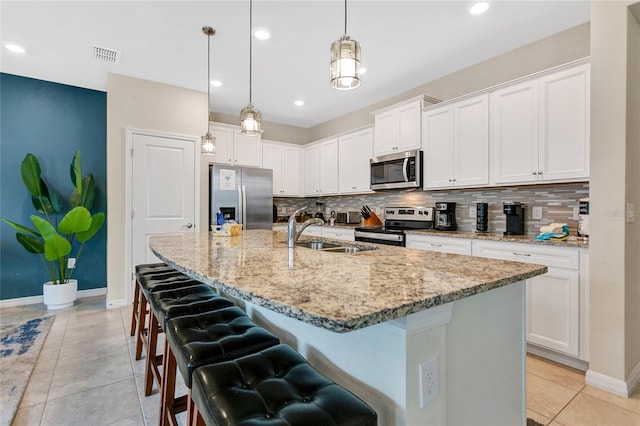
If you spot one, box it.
[359,67,367,75]
[294,100,304,107]
[5,43,26,54]
[469,2,490,15]
[210,80,222,87]
[254,29,271,40]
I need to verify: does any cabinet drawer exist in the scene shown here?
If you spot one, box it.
[322,228,355,242]
[406,235,472,255]
[473,241,579,270]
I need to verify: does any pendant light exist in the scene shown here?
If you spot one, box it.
[201,26,216,155]
[240,0,262,135]
[330,0,361,90]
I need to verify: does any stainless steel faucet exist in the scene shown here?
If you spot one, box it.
[288,207,324,248]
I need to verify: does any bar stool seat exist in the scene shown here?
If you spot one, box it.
[160,307,280,425]
[143,284,234,397]
[190,344,378,426]
[131,263,185,337]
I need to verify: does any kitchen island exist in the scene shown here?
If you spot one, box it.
[149,230,547,425]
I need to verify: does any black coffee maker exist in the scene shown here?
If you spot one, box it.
[435,202,457,231]
[503,203,525,235]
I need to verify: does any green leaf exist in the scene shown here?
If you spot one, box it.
[76,212,105,243]
[70,174,95,209]
[20,153,43,197]
[0,217,41,236]
[31,215,72,261]
[16,233,44,254]
[58,207,91,235]
[70,150,82,198]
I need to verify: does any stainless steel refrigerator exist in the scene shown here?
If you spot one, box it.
[209,164,273,230]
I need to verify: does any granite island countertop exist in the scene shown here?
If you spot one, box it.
[149,230,547,333]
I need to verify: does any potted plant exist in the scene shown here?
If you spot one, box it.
[1,151,105,309]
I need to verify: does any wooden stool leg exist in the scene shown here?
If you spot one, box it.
[130,280,141,336]
[159,338,178,426]
[188,391,205,426]
[135,294,148,361]
[145,312,161,396]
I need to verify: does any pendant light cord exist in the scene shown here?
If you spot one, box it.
[344,0,348,35]
[207,32,211,118]
[249,0,253,104]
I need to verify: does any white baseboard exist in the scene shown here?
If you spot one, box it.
[585,364,640,397]
[0,287,107,309]
[106,298,128,309]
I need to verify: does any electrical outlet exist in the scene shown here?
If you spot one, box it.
[573,206,580,221]
[67,258,76,269]
[532,206,542,220]
[469,206,477,218]
[419,357,439,407]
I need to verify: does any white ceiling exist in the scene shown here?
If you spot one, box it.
[1,1,590,128]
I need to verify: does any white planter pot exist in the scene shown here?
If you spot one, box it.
[43,279,78,310]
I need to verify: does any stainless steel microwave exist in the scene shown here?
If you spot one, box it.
[370,150,423,190]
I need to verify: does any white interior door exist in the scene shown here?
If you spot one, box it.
[131,131,197,274]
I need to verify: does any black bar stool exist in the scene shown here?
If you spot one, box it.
[190,344,378,426]
[144,284,234,396]
[131,263,184,337]
[160,306,280,426]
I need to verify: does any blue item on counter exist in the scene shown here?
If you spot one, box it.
[216,210,225,225]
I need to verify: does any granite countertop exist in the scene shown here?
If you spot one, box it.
[404,229,589,248]
[149,230,547,333]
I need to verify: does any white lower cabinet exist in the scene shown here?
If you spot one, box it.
[322,227,355,242]
[405,234,472,255]
[473,241,586,362]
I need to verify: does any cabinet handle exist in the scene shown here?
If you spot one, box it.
[452,178,457,182]
[513,252,531,257]
[538,171,543,175]
[430,243,443,247]
[532,171,537,175]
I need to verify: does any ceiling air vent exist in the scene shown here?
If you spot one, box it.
[93,45,120,65]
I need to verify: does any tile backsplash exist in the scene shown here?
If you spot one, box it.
[275,183,589,237]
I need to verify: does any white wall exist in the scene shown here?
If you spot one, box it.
[588,0,640,395]
[106,74,206,303]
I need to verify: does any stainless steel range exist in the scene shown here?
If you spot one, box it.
[354,206,434,246]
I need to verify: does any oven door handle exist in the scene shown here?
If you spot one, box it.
[354,231,404,242]
[402,158,409,182]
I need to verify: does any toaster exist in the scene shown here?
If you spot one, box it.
[335,212,361,224]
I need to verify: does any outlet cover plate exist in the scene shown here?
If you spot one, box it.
[532,206,543,220]
[419,357,439,407]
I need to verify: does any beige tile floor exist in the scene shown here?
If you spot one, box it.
[2,295,640,426]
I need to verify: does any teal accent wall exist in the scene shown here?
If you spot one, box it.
[0,73,107,300]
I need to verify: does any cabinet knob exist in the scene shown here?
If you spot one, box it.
[532,171,538,175]
[538,171,543,175]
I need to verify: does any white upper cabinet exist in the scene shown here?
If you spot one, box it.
[373,96,437,156]
[338,127,374,194]
[490,63,590,185]
[262,140,302,197]
[305,138,338,196]
[211,124,262,167]
[423,94,489,189]
[538,64,590,181]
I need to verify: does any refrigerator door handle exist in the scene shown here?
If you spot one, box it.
[241,184,247,225]
[237,186,243,224]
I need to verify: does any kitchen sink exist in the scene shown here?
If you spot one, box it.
[295,240,377,253]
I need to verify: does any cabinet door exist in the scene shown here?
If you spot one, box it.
[262,142,282,195]
[538,64,590,181]
[281,146,302,196]
[339,128,373,194]
[234,131,262,167]
[526,267,580,357]
[304,144,320,195]
[453,94,489,187]
[422,105,454,189]
[373,110,397,156]
[211,126,234,165]
[490,80,539,184]
[397,101,422,152]
[319,138,338,195]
